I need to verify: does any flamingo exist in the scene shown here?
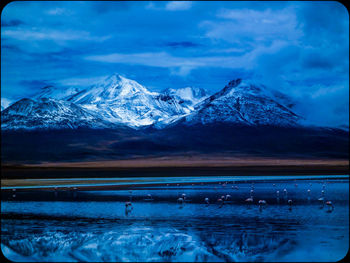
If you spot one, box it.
[144,194,154,201]
[225,194,231,201]
[204,197,210,205]
[125,201,133,216]
[217,197,224,208]
[258,200,267,211]
[318,190,325,208]
[307,189,311,202]
[177,197,184,208]
[283,189,288,200]
[326,201,334,212]
[221,195,225,203]
[276,190,280,204]
[245,190,254,207]
[288,199,293,211]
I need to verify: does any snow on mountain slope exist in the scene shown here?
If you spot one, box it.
[2,75,304,130]
[33,85,82,100]
[163,87,208,110]
[66,74,189,127]
[1,98,117,130]
[182,78,301,126]
[1,98,14,111]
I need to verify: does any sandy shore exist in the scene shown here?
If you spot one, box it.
[1,156,348,190]
[19,155,349,168]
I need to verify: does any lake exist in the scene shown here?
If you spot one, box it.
[1,175,349,262]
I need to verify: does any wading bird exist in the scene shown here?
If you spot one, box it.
[245,191,254,207]
[217,197,224,208]
[125,201,133,216]
[326,201,334,212]
[318,190,325,208]
[144,194,154,201]
[258,200,267,211]
[283,189,288,200]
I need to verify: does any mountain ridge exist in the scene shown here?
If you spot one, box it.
[0,74,335,131]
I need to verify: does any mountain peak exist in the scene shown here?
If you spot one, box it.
[227,78,242,88]
[104,73,125,83]
[185,78,300,127]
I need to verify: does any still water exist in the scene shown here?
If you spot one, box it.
[1,176,349,262]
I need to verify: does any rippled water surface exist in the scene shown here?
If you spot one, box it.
[1,176,349,262]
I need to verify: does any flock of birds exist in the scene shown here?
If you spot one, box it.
[9,180,335,216]
[122,180,335,215]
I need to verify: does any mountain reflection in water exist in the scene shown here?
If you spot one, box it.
[1,177,349,262]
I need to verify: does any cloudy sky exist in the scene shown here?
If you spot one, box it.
[1,1,349,127]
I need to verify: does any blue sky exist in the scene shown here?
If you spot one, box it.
[1,1,349,127]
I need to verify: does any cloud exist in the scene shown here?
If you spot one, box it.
[19,79,53,89]
[294,84,349,128]
[201,7,302,45]
[165,41,200,48]
[165,1,193,11]
[57,76,107,87]
[2,28,111,43]
[84,40,289,74]
[1,19,25,27]
[46,8,72,16]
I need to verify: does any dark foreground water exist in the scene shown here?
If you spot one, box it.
[1,176,349,262]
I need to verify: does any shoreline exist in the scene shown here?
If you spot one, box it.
[2,174,349,191]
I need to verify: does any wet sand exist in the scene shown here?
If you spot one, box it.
[17,155,350,168]
[1,156,348,190]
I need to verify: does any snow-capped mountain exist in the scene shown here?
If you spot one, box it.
[163,86,208,111]
[1,75,303,130]
[1,98,116,130]
[181,79,300,126]
[66,74,189,127]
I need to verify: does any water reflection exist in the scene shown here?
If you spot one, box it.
[1,178,349,262]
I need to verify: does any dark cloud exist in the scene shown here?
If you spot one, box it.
[165,41,201,48]
[19,80,53,89]
[1,19,25,27]
[302,53,335,70]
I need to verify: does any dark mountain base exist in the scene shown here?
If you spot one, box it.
[1,124,349,164]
